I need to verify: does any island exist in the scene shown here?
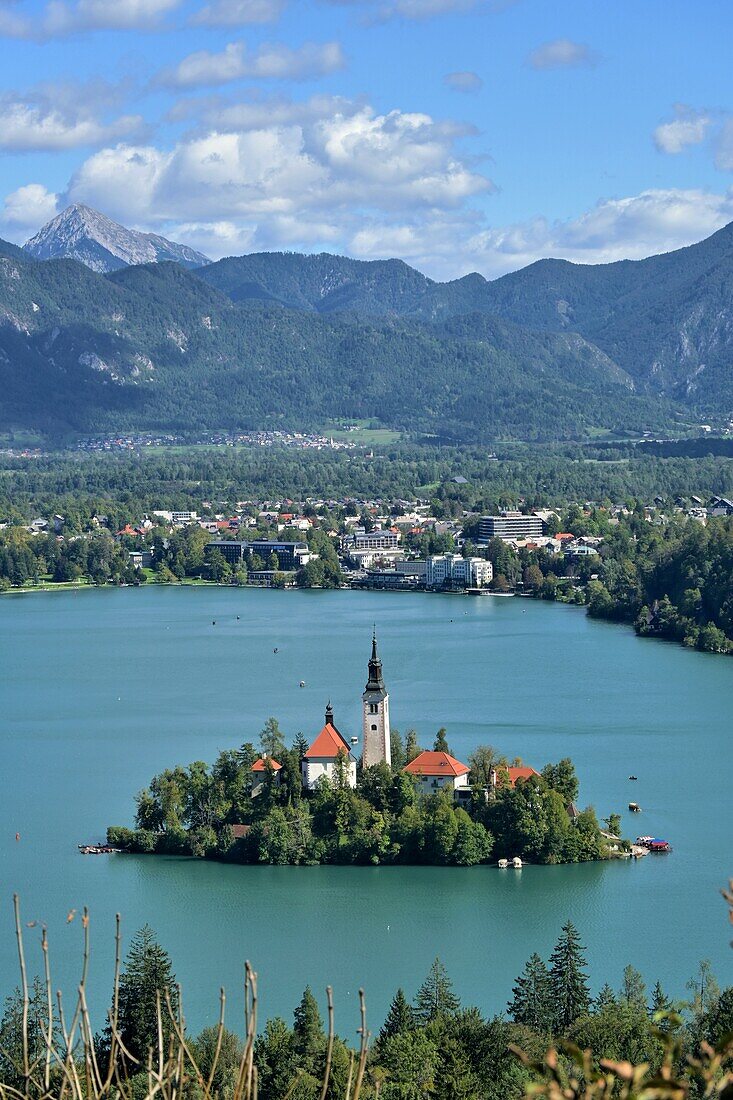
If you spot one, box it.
[107,635,619,867]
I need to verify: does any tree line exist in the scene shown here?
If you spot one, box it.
[1,917,730,1100]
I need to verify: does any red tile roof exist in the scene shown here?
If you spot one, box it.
[251,757,283,772]
[230,824,251,838]
[304,724,352,759]
[404,751,470,778]
[501,766,541,788]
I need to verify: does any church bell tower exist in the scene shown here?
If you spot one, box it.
[362,630,391,769]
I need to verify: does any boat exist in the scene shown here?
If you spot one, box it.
[512,856,523,869]
[498,858,508,868]
[628,802,642,812]
[628,775,638,780]
[636,836,671,853]
[299,680,306,688]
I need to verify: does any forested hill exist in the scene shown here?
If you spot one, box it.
[200,222,733,408]
[0,247,675,441]
[2,220,733,440]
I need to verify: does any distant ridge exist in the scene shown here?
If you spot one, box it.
[23,204,209,274]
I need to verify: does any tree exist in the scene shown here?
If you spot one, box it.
[377,988,416,1049]
[404,729,420,763]
[112,925,179,1065]
[541,759,579,806]
[548,921,591,1033]
[260,717,286,758]
[620,964,647,1012]
[507,953,553,1033]
[433,728,450,753]
[191,1026,243,1097]
[293,732,309,762]
[292,987,324,1076]
[0,978,51,1092]
[414,958,460,1023]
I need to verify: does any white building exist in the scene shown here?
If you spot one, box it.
[404,751,471,798]
[251,756,282,797]
[301,704,357,791]
[341,530,401,553]
[362,634,391,769]
[426,554,493,588]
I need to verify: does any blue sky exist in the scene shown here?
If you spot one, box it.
[1,0,732,277]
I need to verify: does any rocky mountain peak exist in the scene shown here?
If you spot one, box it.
[23,204,210,274]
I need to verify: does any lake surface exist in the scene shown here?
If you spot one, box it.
[0,586,731,1037]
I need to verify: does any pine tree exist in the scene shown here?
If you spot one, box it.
[619,965,647,1012]
[414,958,460,1023]
[293,732,309,762]
[260,717,286,758]
[378,989,416,1048]
[292,986,324,1075]
[114,925,178,1064]
[594,983,618,1012]
[506,953,553,1032]
[650,980,672,1018]
[405,729,420,763]
[548,921,591,1033]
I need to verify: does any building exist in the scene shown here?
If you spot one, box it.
[490,765,541,790]
[362,633,391,769]
[341,530,401,553]
[425,554,493,588]
[251,756,282,796]
[478,513,545,542]
[205,539,312,570]
[404,751,471,798]
[301,703,357,791]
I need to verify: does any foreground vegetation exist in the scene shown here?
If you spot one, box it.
[1,884,731,1100]
[107,723,610,867]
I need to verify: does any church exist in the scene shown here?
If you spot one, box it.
[300,632,391,790]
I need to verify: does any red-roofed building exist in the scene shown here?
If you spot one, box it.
[251,756,282,796]
[302,704,357,791]
[404,750,471,797]
[491,765,541,790]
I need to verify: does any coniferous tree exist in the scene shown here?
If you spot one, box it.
[620,965,647,1012]
[292,986,324,1075]
[650,980,673,1018]
[507,953,553,1033]
[113,925,178,1065]
[293,732,309,763]
[594,983,618,1012]
[378,989,416,1048]
[548,921,591,1033]
[414,958,460,1023]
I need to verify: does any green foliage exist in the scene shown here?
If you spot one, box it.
[508,954,554,1034]
[414,958,460,1023]
[548,922,591,1034]
[109,925,179,1065]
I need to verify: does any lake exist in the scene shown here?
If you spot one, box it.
[0,586,731,1038]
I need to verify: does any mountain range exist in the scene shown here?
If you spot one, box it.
[1,205,732,442]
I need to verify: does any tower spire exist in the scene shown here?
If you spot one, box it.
[366,627,384,692]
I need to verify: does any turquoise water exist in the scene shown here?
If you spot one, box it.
[0,587,731,1036]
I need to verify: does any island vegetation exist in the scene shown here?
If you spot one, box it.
[107,722,611,867]
[1,884,731,1100]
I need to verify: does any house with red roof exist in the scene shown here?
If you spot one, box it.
[490,765,541,791]
[301,703,357,791]
[404,750,471,799]
[251,755,282,796]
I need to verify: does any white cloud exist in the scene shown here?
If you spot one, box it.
[1,184,59,235]
[443,70,483,93]
[57,97,490,258]
[191,0,285,25]
[654,105,712,154]
[528,38,599,71]
[0,89,144,151]
[326,0,513,19]
[0,0,182,38]
[160,40,346,88]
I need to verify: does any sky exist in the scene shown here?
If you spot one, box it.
[0,0,732,278]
